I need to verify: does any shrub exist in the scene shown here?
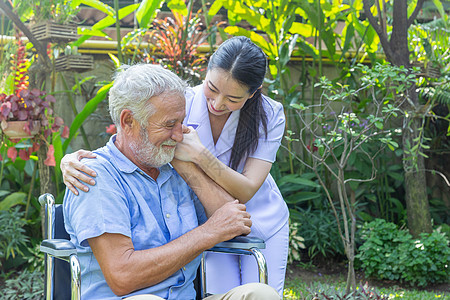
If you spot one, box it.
[0,207,29,269]
[297,208,345,259]
[2,269,44,299]
[356,218,450,287]
[288,222,306,264]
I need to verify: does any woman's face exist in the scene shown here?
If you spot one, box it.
[203,68,255,117]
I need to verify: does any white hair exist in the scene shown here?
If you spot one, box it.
[108,64,186,129]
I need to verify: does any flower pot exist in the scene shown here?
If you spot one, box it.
[425,65,441,79]
[1,121,41,139]
[55,55,94,72]
[30,21,77,43]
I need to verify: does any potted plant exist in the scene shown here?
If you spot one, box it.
[0,88,64,164]
[55,46,94,72]
[28,0,80,43]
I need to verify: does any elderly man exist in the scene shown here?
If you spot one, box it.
[63,64,280,300]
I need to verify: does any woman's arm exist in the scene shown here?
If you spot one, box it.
[170,158,235,217]
[60,150,97,195]
[175,129,272,203]
[197,153,272,203]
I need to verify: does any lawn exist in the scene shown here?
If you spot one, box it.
[283,263,449,299]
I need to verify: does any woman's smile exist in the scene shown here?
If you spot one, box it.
[208,101,226,113]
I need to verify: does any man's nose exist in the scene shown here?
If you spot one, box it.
[171,123,183,142]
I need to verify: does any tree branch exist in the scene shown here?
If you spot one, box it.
[0,1,51,69]
[362,0,394,61]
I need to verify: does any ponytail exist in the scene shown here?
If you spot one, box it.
[229,89,267,170]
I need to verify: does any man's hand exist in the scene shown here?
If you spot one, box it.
[87,202,251,296]
[202,200,252,243]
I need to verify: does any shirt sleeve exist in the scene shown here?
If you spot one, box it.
[63,160,131,248]
[248,96,286,163]
[191,190,207,225]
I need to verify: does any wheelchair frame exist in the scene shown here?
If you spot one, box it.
[39,193,268,300]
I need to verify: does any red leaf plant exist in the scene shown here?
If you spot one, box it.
[0,88,65,166]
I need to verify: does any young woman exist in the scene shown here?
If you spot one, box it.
[60,36,289,296]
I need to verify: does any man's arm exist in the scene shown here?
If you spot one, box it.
[88,200,251,296]
[171,158,234,217]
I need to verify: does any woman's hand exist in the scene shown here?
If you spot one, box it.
[61,150,97,196]
[174,126,205,163]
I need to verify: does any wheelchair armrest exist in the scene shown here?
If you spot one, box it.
[210,236,265,250]
[40,239,77,258]
[202,236,269,290]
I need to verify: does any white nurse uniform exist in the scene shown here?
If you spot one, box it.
[184,85,290,296]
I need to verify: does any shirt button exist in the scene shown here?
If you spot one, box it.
[166,213,170,218]
[183,266,186,271]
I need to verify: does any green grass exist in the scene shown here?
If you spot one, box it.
[283,276,448,299]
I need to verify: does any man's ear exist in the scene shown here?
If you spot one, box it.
[120,109,136,134]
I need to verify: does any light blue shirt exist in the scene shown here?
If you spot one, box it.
[185,85,289,240]
[63,135,207,300]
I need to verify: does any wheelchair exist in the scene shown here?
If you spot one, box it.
[39,193,268,300]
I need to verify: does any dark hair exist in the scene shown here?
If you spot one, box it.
[208,36,268,170]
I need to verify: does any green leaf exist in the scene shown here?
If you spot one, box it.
[53,133,63,183]
[72,76,96,94]
[285,192,322,204]
[0,192,27,211]
[431,0,448,23]
[278,174,321,188]
[74,3,141,47]
[208,0,224,16]
[290,22,314,37]
[81,0,115,16]
[224,26,275,55]
[375,121,383,129]
[0,190,11,198]
[136,0,164,28]
[62,83,113,152]
[77,27,109,38]
[167,0,188,15]
[341,21,355,57]
[296,40,319,59]
[388,172,403,182]
[108,53,121,69]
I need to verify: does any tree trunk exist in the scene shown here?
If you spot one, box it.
[402,114,432,236]
[363,0,432,237]
[37,143,56,196]
[389,3,432,235]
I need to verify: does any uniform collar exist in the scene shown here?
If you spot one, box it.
[185,85,240,157]
[185,85,209,130]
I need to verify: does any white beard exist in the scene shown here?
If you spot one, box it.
[130,127,176,168]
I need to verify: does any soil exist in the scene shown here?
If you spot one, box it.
[285,255,450,295]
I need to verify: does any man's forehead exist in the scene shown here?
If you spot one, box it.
[148,93,185,122]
